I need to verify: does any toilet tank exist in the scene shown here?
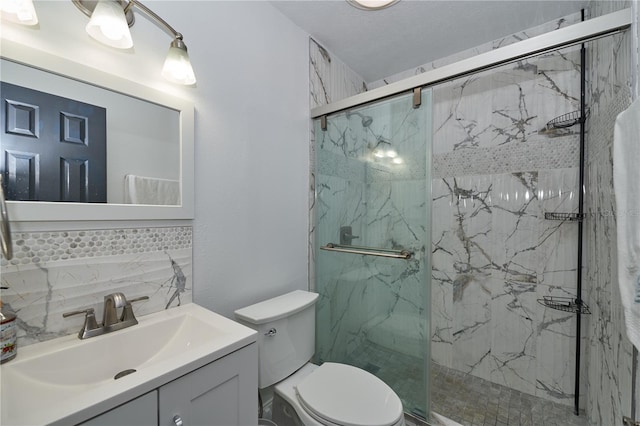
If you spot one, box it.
[234,290,319,389]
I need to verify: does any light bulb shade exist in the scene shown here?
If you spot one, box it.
[86,0,133,49]
[0,0,38,25]
[347,0,399,11]
[162,42,196,85]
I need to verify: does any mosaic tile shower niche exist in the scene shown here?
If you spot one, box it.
[314,89,432,418]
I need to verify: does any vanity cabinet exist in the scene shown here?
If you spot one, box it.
[159,343,257,426]
[80,344,257,426]
[81,392,158,426]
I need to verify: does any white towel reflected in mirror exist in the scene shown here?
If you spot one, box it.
[124,174,180,205]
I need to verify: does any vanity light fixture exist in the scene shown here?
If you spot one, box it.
[85,0,133,49]
[347,0,400,11]
[73,0,196,85]
[0,0,38,25]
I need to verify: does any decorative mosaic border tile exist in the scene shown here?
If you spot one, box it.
[433,135,579,178]
[1,226,192,267]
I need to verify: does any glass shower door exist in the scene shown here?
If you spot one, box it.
[314,89,432,419]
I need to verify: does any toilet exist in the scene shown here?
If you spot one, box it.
[234,290,405,426]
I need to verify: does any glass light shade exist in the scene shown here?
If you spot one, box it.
[86,0,133,49]
[347,0,399,11]
[0,0,38,25]
[162,44,196,85]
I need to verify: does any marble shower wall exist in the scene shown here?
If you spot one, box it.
[432,168,581,405]
[309,38,368,110]
[0,226,192,347]
[583,1,635,425]
[426,25,587,407]
[309,38,368,293]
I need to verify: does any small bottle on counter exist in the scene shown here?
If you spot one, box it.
[0,288,18,363]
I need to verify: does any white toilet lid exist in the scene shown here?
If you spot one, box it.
[295,362,403,426]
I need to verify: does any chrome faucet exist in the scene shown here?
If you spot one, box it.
[63,293,149,339]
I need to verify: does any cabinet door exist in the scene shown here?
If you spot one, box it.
[158,343,258,426]
[80,391,157,426]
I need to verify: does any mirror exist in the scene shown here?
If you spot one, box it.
[0,39,194,221]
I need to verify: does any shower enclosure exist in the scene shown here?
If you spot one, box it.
[313,89,432,419]
[310,8,634,425]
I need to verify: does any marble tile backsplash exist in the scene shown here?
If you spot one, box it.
[1,226,192,347]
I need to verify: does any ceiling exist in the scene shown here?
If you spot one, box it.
[270,0,590,82]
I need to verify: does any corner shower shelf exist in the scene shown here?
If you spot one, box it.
[544,212,585,221]
[537,296,591,315]
[544,109,589,130]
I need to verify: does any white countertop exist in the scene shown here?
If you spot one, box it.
[0,303,257,426]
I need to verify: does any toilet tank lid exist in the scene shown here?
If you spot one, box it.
[234,290,319,324]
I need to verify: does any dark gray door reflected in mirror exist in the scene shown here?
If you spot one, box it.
[1,82,107,203]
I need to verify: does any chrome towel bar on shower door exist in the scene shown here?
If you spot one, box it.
[320,243,412,260]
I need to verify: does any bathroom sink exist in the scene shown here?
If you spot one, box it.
[6,310,221,387]
[0,303,257,426]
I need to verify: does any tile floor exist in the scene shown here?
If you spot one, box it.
[345,340,588,426]
[430,363,588,426]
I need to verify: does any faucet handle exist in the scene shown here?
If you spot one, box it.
[129,296,150,304]
[62,307,95,318]
[63,308,100,339]
[120,296,149,324]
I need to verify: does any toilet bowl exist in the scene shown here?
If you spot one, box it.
[234,290,405,426]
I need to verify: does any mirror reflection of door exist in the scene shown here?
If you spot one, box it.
[1,82,107,202]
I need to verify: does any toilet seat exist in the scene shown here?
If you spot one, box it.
[294,362,404,426]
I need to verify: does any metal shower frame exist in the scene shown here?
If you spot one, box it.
[311,8,632,120]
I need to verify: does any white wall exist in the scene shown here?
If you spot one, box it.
[2,1,311,319]
[177,1,311,317]
[122,0,310,318]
